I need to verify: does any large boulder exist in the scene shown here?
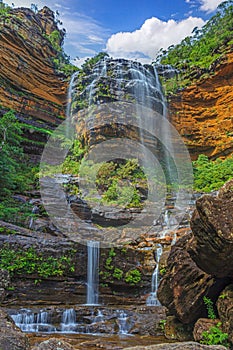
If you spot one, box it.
[157,233,226,324]
[188,179,233,278]
[0,309,29,350]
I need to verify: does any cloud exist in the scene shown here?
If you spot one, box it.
[106,16,205,61]
[199,0,225,12]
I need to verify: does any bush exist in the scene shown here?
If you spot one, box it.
[193,154,233,192]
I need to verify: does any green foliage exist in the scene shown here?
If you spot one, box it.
[0,110,26,196]
[200,322,229,347]
[193,154,233,192]
[96,159,147,208]
[62,139,87,175]
[203,296,216,320]
[46,30,62,52]
[0,245,76,278]
[0,1,10,17]
[159,319,167,331]
[125,269,141,285]
[81,52,109,73]
[112,267,124,280]
[156,1,233,92]
[159,267,167,276]
[0,200,34,226]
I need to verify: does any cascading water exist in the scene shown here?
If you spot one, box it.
[86,240,100,305]
[11,309,55,333]
[146,244,163,306]
[61,308,77,333]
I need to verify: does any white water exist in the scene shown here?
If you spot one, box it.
[61,308,77,333]
[117,311,130,335]
[86,240,100,305]
[146,244,163,306]
[11,309,56,333]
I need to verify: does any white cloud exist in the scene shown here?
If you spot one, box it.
[106,16,205,61]
[199,0,225,12]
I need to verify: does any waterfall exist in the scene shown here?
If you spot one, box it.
[11,309,55,333]
[61,308,77,332]
[86,240,100,305]
[146,244,163,306]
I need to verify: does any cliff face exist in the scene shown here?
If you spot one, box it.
[168,51,233,160]
[0,6,68,156]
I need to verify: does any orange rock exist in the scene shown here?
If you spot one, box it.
[169,51,233,159]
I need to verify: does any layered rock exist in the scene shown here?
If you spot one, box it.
[0,220,155,306]
[168,51,233,159]
[0,6,68,157]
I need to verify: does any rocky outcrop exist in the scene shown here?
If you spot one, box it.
[157,179,233,344]
[0,309,29,350]
[0,6,68,158]
[0,220,155,306]
[168,51,233,160]
[188,179,233,278]
[157,233,226,324]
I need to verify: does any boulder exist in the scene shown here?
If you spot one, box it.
[157,233,225,324]
[188,179,233,278]
[31,338,74,350]
[164,316,193,341]
[124,341,227,349]
[217,284,233,344]
[0,308,29,350]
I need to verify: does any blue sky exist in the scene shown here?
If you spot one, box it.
[5,0,225,65]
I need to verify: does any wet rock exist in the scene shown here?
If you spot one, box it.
[217,284,233,344]
[31,338,74,350]
[188,179,233,279]
[0,308,29,350]
[124,341,227,349]
[164,316,193,341]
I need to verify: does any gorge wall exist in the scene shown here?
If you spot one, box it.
[167,51,233,160]
[0,6,68,158]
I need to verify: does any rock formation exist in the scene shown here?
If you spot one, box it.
[168,51,233,160]
[157,179,233,345]
[0,6,68,158]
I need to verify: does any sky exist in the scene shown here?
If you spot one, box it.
[4,0,225,66]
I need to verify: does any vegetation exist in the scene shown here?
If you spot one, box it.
[0,244,76,278]
[0,0,10,16]
[155,1,233,93]
[193,154,233,192]
[201,322,229,347]
[0,110,39,224]
[203,296,217,320]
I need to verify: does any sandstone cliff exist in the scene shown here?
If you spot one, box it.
[0,6,68,157]
[168,51,233,160]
